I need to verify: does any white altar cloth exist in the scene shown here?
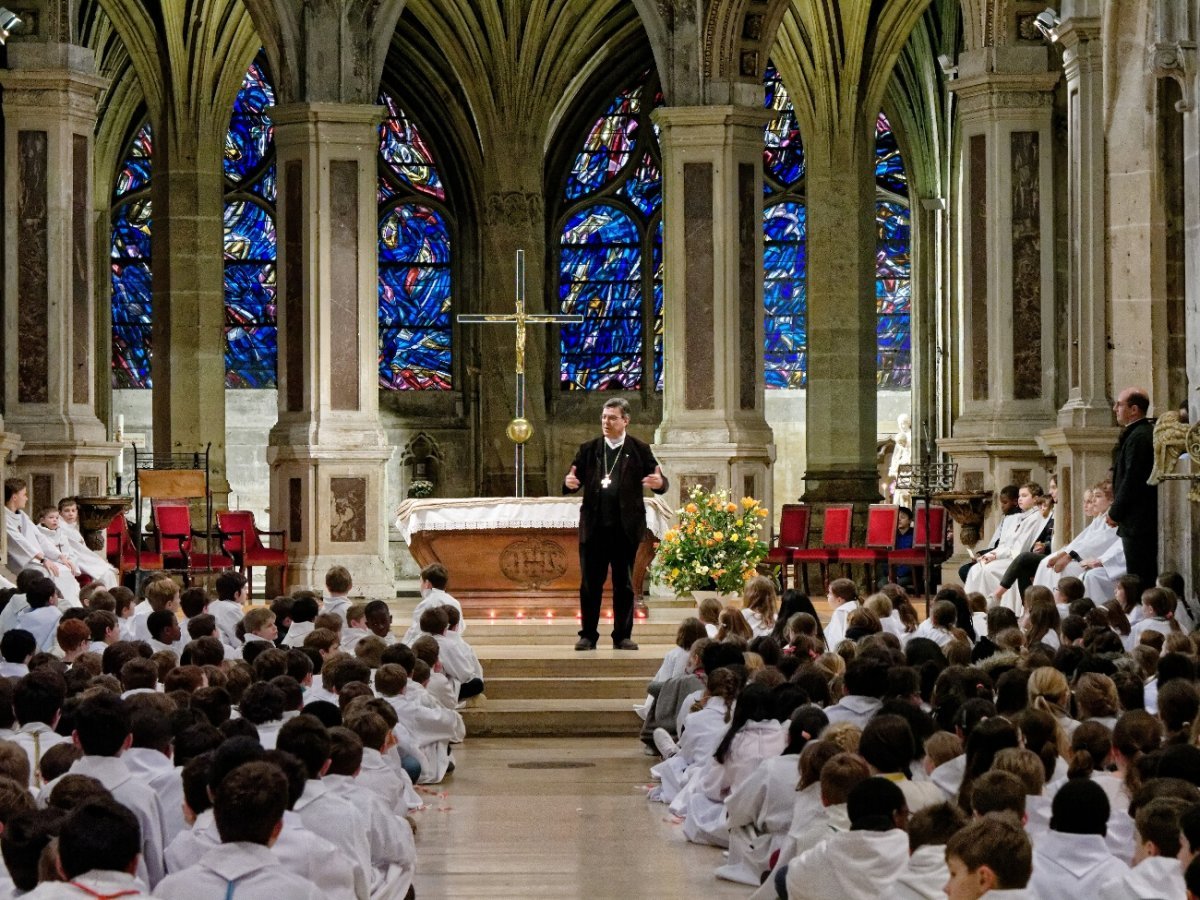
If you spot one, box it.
[395,496,675,543]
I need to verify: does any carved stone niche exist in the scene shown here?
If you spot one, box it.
[938,491,994,548]
[400,433,445,498]
[1151,41,1197,112]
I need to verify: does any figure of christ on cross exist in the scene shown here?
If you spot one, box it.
[457,249,582,497]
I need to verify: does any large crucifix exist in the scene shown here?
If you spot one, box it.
[458,250,583,497]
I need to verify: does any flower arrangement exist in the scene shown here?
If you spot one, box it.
[651,487,770,595]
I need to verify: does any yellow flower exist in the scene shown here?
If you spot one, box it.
[742,569,755,580]
[728,533,739,542]
[736,519,744,527]
[747,536,758,546]
[663,529,678,543]
[670,568,680,579]
[755,508,769,518]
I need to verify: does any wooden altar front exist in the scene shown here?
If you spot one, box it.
[395,497,674,616]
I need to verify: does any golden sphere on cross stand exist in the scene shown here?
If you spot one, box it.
[506,417,533,444]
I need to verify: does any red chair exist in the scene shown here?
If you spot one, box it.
[217,510,288,600]
[106,513,165,580]
[151,500,234,584]
[765,504,810,590]
[836,504,899,591]
[790,504,854,593]
[887,502,948,594]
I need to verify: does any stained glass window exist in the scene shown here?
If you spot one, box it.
[557,73,663,390]
[377,94,452,390]
[111,122,154,389]
[223,56,278,388]
[762,66,912,390]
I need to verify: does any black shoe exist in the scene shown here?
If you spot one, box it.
[613,639,639,650]
[575,638,597,651]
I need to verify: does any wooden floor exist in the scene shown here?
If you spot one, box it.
[411,736,748,899]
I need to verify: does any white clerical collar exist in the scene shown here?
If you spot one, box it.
[604,437,625,450]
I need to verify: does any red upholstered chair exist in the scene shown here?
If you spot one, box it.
[217,510,288,600]
[765,504,810,590]
[836,504,899,591]
[887,502,948,593]
[790,504,854,593]
[151,500,234,584]
[106,513,164,579]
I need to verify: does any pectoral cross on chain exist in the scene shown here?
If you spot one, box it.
[457,249,582,497]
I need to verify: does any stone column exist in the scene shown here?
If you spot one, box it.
[941,49,1060,536]
[267,104,393,596]
[147,114,230,504]
[1037,15,1119,538]
[802,120,882,503]
[0,43,119,509]
[653,106,776,513]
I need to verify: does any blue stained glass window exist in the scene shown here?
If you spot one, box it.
[111,122,154,389]
[223,56,278,388]
[378,94,453,389]
[557,72,663,391]
[762,68,912,390]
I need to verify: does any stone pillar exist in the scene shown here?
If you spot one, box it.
[148,114,230,504]
[1037,15,1120,539]
[0,43,119,509]
[653,106,775,513]
[802,120,882,503]
[267,104,393,597]
[941,50,1060,533]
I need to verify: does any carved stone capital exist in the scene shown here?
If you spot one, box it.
[484,191,544,226]
[1150,41,1198,112]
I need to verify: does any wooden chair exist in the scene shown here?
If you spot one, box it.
[149,497,234,585]
[790,504,854,593]
[887,502,948,596]
[836,504,899,591]
[106,512,164,580]
[217,510,288,600]
[765,504,810,590]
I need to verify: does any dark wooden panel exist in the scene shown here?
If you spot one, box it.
[284,161,305,412]
[1011,131,1043,400]
[969,135,989,402]
[18,131,49,404]
[72,134,90,405]
[288,478,302,544]
[738,163,757,411]
[683,163,714,410]
[329,161,360,411]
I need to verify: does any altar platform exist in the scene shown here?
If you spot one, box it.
[395,496,675,615]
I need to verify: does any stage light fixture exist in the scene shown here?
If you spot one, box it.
[1034,7,1061,43]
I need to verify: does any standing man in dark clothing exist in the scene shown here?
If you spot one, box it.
[1108,388,1158,586]
[564,398,668,651]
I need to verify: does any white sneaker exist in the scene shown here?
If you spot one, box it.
[653,727,679,759]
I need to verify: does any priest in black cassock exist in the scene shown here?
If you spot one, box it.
[564,398,668,650]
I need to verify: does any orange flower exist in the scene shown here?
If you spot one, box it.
[685,503,698,514]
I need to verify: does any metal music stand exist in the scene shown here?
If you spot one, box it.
[895,460,957,613]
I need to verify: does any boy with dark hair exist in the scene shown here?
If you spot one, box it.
[179,586,210,620]
[403,563,465,645]
[45,691,168,887]
[119,658,159,695]
[145,609,183,655]
[11,668,70,788]
[364,599,395,645]
[210,570,248,645]
[156,761,323,898]
[240,682,286,749]
[1096,797,1191,899]
[134,577,180,643]
[281,595,320,649]
[0,807,67,893]
[0,630,37,677]
[433,604,485,701]
[14,578,61,653]
[895,801,968,899]
[410,634,457,709]
[944,813,1033,898]
[276,715,373,893]
[1028,779,1128,897]
[339,603,371,653]
[123,693,186,844]
[50,797,149,897]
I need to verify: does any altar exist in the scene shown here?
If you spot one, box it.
[395,496,675,615]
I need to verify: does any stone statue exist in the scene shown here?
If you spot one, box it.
[888,413,913,507]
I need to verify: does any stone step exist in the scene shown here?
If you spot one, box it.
[485,675,648,701]
[476,648,667,679]
[463,620,682,646]
[461,699,642,737]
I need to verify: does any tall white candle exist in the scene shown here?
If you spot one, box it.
[115,414,125,440]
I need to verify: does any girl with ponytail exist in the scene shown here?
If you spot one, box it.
[1014,706,1069,784]
[649,667,742,806]
[1112,709,1162,798]
[1027,666,1079,737]
[954,716,1020,812]
[1130,587,1182,643]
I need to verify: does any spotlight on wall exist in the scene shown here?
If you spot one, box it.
[937,54,958,78]
[1034,7,1061,43]
[0,7,22,45]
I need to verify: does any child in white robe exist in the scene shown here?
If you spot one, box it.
[943,813,1037,899]
[156,760,324,899]
[717,707,827,886]
[322,565,354,624]
[1097,798,1189,900]
[55,497,120,589]
[823,578,860,649]
[402,562,464,645]
[13,579,61,654]
[376,662,465,783]
[32,797,155,899]
[4,480,80,608]
[339,602,373,653]
[740,575,779,638]
[431,606,484,701]
[965,485,1046,612]
[893,801,969,900]
[648,666,739,804]
[681,683,787,847]
[38,505,115,591]
[1027,779,1129,899]
[410,633,460,709]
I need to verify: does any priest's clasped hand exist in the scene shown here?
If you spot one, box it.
[642,466,665,490]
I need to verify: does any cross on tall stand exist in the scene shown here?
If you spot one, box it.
[458,249,583,497]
